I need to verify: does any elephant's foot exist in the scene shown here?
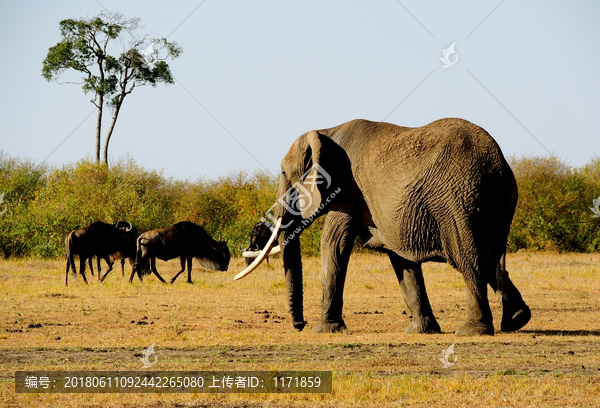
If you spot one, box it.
[311,318,347,333]
[501,304,531,332]
[500,275,531,332]
[404,315,441,334]
[455,319,494,336]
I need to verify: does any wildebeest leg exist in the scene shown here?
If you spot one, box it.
[130,259,145,283]
[79,257,88,284]
[90,257,96,276]
[121,259,125,276]
[100,256,114,282]
[170,257,186,284]
[187,256,193,284]
[128,265,138,283]
[65,260,70,286]
[150,257,166,283]
[136,263,144,281]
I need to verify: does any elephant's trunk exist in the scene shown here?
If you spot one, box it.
[282,230,305,331]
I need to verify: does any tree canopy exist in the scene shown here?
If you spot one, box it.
[42,11,182,164]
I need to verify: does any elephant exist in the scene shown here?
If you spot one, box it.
[236,118,531,336]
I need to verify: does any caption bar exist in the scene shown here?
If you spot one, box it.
[15,371,332,393]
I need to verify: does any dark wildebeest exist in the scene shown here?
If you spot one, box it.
[96,223,139,282]
[95,248,136,279]
[242,222,281,266]
[94,224,140,279]
[133,221,230,284]
[65,221,136,285]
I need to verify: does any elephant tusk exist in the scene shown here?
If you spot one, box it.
[242,245,281,258]
[234,217,282,280]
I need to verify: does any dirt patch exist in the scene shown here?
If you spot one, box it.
[2,340,599,379]
[42,293,79,299]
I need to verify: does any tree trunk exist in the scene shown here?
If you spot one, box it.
[102,96,124,164]
[95,46,105,164]
[95,94,103,163]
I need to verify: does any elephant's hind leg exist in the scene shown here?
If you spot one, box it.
[388,253,441,334]
[494,268,531,332]
[455,264,495,336]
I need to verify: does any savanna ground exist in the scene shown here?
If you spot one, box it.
[1,251,599,407]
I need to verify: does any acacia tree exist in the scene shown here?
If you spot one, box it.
[42,12,182,164]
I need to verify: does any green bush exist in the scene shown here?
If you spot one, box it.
[508,155,600,252]
[1,152,600,259]
[0,154,306,258]
[0,151,47,257]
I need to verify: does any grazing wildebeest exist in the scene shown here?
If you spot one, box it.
[242,222,281,266]
[133,221,230,284]
[65,221,136,285]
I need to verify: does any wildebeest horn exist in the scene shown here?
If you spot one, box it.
[125,221,132,231]
[242,245,281,258]
[234,217,282,280]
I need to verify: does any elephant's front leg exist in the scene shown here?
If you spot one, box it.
[388,253,441,333]
[312,212,357,333]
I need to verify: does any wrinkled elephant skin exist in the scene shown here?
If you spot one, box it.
[270,118,530,336]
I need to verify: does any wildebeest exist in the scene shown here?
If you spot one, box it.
[95,249,136,278]
[242,222,281,266]
[133,221,230,284]
[65,221,137,285]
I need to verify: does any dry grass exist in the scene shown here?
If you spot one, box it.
[1,251,600,407]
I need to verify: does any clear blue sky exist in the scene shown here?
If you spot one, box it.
[1,1,598,180]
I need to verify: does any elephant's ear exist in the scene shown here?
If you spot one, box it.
[297,130,338,219]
